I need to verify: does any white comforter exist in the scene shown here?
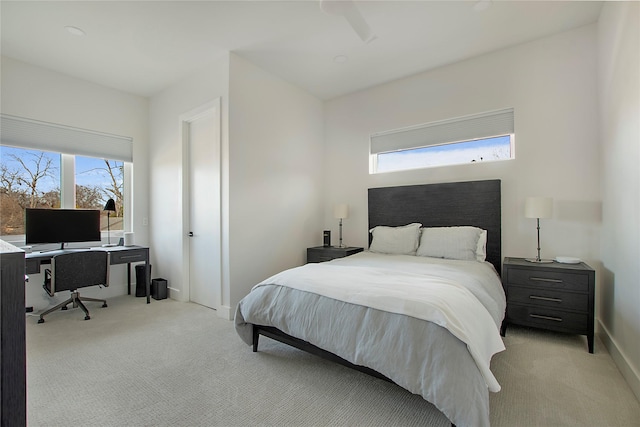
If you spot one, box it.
[235,251,506,427]
[257,259,505,392]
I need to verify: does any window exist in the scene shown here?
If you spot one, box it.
[0,114,133,245]
[370,108,514,173]
[0,146,61,236]
[76,156,125,233]
[0,148,128,243]
[375,135,513,173]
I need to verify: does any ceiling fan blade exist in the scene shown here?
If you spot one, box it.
[320,0,376,43]
[342,3,376,43]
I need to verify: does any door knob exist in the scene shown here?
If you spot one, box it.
[188,232,194,237]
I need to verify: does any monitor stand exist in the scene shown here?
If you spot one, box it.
[36,243,66,253]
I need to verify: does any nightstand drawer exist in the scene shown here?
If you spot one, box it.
[306,246,363,263]
[507,304,588,333]
[307,253,335,263]
[506,267,589,292]
[508,286,588,312]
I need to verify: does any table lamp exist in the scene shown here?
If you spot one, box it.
[333,204,349,248]
[103,198,116,247]
[525,196,553,263]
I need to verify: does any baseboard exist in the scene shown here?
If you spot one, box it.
[165,290,232,320]
[217,305,233,320]
[167,287,181,300]
[598,319,640,402]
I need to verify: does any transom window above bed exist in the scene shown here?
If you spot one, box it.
[369,108,514,173]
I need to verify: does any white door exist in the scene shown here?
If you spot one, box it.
[184,100,221,309]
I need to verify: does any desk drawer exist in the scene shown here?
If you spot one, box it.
[25,258,41,275]
[110,249,147,264]
[507,286,588,312]
[506,268,589,292]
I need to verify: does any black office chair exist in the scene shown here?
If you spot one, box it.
[38,251,110,323]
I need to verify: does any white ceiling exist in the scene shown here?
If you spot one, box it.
[1,1,603,100]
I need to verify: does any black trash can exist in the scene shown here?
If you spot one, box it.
[135,264,151,297]
[151,278,168,300]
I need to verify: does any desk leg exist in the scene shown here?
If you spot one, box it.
[127,263,131,295]
[146,261,151,304]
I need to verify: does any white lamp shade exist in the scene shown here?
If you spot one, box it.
[333,204,349,219]
[525,197,553,219]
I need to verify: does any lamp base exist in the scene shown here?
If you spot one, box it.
[525,258,554,263]
[102,243,117,247]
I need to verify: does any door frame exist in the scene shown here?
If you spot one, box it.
[179,98,222,308]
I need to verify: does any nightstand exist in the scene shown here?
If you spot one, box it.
[306,246,363,263]
[502,257,595,353]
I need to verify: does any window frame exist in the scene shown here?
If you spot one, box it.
[1,114,133,246]
[369,108,515,174]
[0,147,132,245]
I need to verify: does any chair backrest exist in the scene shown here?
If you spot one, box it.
[50,251,110,293]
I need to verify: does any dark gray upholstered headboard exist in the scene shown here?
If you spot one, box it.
[368,179,502,274]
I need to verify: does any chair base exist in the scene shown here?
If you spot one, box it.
[38,291,107,323]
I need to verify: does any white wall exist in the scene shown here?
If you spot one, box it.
[597,1,640,400]
[324,25,601,267]
[148,55,230,311]
[148,53,324,315]
[227,54,325,308]
[0,56,150,309]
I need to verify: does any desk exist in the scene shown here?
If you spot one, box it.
[25,245,152,304]
[1,240,26,427]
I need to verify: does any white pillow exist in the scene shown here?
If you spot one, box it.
[369,223,422,255]
[476,229,487,262]
[416,226,485,261]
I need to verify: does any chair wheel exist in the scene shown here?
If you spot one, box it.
[61,306,68,310]
[102,303,108,308]
[38,318,45,324]
[84,315,90,320]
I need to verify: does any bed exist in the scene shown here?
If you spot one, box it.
[235,179,505,427]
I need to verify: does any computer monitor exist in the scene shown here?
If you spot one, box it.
[25,208,101,250]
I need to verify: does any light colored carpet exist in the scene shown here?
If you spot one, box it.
[26,295,640,426]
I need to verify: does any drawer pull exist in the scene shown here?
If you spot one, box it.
[529,295,562,303]
[530,276,563,283]
[120,255,143,260]
[530,314,563,322]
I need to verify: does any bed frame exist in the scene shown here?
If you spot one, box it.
[251,179,502,425]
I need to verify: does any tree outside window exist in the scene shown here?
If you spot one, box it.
[76,156,124,232]
[0,147,60,235]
